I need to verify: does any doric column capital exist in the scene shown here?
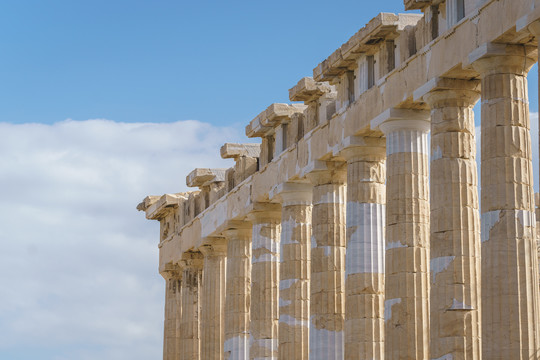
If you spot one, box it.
[161,263,182,279]
[378,118,430,135]
[289,76,334,102]
[339,136,386,163]
[222,222,252,240]
[199,237,228,257]
[220,143,261,159]
[304,160,347,186]
[246,202,282,223]
[270,181,313,206]
[528,20,540,36]
[467,43,536,76]
[516,8,540,36]
[423,88,480,109]
[371,108,430,135]
[180,251,204,269]
[186,168,227,188]
[415,77,481,108]
[142,193,183,221]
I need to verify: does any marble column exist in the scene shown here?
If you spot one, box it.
[274,182,313,360]
[340,136,386,360]
[163,266,182,360]
[200,239,228,360]
[471,44,540,359]
[377,109,431,360]
[247,203,281,360]
[423,79,482,360]
[306,164,346,360]
[223,226,252,360]
[179,252,203,360]
[175,274,183,358]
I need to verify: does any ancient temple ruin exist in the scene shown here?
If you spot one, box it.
[137,0,540,358]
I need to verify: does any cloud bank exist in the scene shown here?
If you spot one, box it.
[0,119,248,360]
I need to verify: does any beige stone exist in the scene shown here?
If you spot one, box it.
[375,111,431,360]
[471,45,540,360]
[246,203,281,360]
[178,252,203,360]
[139,2,540,359]
[223,226,252,360]
[305,163,347,360]
[187,168,227,210]
[221,143,261,192]
[199,239,227,360]
[421,78,482,360]
[272,183,312,360]
[221,143,261,160]
[246,103,307,169]
[162,265,181,360]
[289,77,337,134]
[340,137,386,360]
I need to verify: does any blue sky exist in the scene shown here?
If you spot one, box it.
[0,0,429,126]
[1,1,539,359]
[0,0,536,125]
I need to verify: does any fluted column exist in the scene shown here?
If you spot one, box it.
[274,182,312,360]
[200,239,228,360]
[162,266,182,360]
[422,80,482,359]
[179,252,203,360]
[377,110,431,360]
[223,225,252,360]
[340,136,386,360]
[247,203,281,360]
[306,164,346,360]
[471,44,540,359]
[175,274,183,357]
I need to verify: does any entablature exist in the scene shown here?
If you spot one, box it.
[245,103,307,168]
[313,13,422,83]
[142,193,186,221]
[221,143,261,192]
[289,77,334,103]
[245,103,307,138]
[220,143,261,159]
[186,168,227,188]
[289,77,338,138]
[144,0,540,270]
[405,0,432,11]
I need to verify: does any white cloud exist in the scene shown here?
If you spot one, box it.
[0,119,251,359]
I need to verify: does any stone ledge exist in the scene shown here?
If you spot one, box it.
[220,143,261,159]
[245,103,307,138]
[186,168,227,188]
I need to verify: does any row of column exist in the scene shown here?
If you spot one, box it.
[162,46,540,360]
[162,254,204,360]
